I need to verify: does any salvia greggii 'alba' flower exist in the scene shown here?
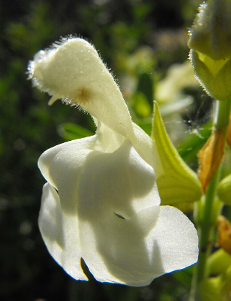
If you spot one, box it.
[28,37,198,286]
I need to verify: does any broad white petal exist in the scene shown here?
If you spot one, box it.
[39,182,87,280]
[38,133,160,285]
[38,136,96,214]
[30,38,134,138]
[76,140,161,286]
[78,205,198,286]
[79,205,160,286]
[147,206,199,275]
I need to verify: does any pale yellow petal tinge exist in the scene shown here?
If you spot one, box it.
[29,37,199,286]
[29,38,134,138]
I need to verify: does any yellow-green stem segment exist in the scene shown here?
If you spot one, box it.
[190,98,231,301]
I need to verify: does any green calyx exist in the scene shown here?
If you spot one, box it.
[151,102,202,205]
[188,0,231,61]
[190,49,231,101]
[188,0,231,100]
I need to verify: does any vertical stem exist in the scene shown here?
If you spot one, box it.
[196,168,220,282]
[190,99,231,301]
[190,170,220,301]
[214,99,231,130]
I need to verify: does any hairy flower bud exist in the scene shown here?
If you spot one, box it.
[188,0,231,100]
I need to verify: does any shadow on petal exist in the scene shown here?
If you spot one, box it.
[77,140,163,286]
[77,139,160,219]
[39,183,64,250]
[39,183,88,281]
[92,217,165,286]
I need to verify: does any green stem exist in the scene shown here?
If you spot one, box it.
[214,99,231,130]
[190,99,231,301]
[196,168,221,282]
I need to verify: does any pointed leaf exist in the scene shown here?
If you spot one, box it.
[151,102,202,204]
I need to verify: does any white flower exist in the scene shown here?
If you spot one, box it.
[29,37,198,286]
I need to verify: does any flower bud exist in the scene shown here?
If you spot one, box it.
[218,174,231,206]
[199,265,231,301]
[188,0,231,100]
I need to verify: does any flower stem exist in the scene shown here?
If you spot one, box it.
[214,99,231,130]
[190,98,231,301]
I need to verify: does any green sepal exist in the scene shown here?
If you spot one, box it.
[218,174,231,205]
[207,249,231,276]
[151,101,202,205]
[188,0,231,61]
[198,264,231,301]
[190,49,231,101]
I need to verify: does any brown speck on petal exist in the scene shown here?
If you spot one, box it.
[198,129,225,192]
[75,87,91,104]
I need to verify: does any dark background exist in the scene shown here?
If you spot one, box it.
[0,1,203,300]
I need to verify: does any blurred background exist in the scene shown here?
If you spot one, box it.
[0,0,214,300]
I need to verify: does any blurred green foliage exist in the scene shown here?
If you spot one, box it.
[0,0,214,300]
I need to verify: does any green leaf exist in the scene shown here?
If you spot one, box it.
[152,102,202,204]
[58,123,93,141]
[137,72,153,106]
[172,266,193,288]
[132,92,152,118]
[178,121,212,163]
[136,120,152,136]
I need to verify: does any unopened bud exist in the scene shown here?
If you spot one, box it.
[188,0,231,100]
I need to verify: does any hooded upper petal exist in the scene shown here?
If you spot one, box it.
[29,37,158,169]
[29,38,134,138]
